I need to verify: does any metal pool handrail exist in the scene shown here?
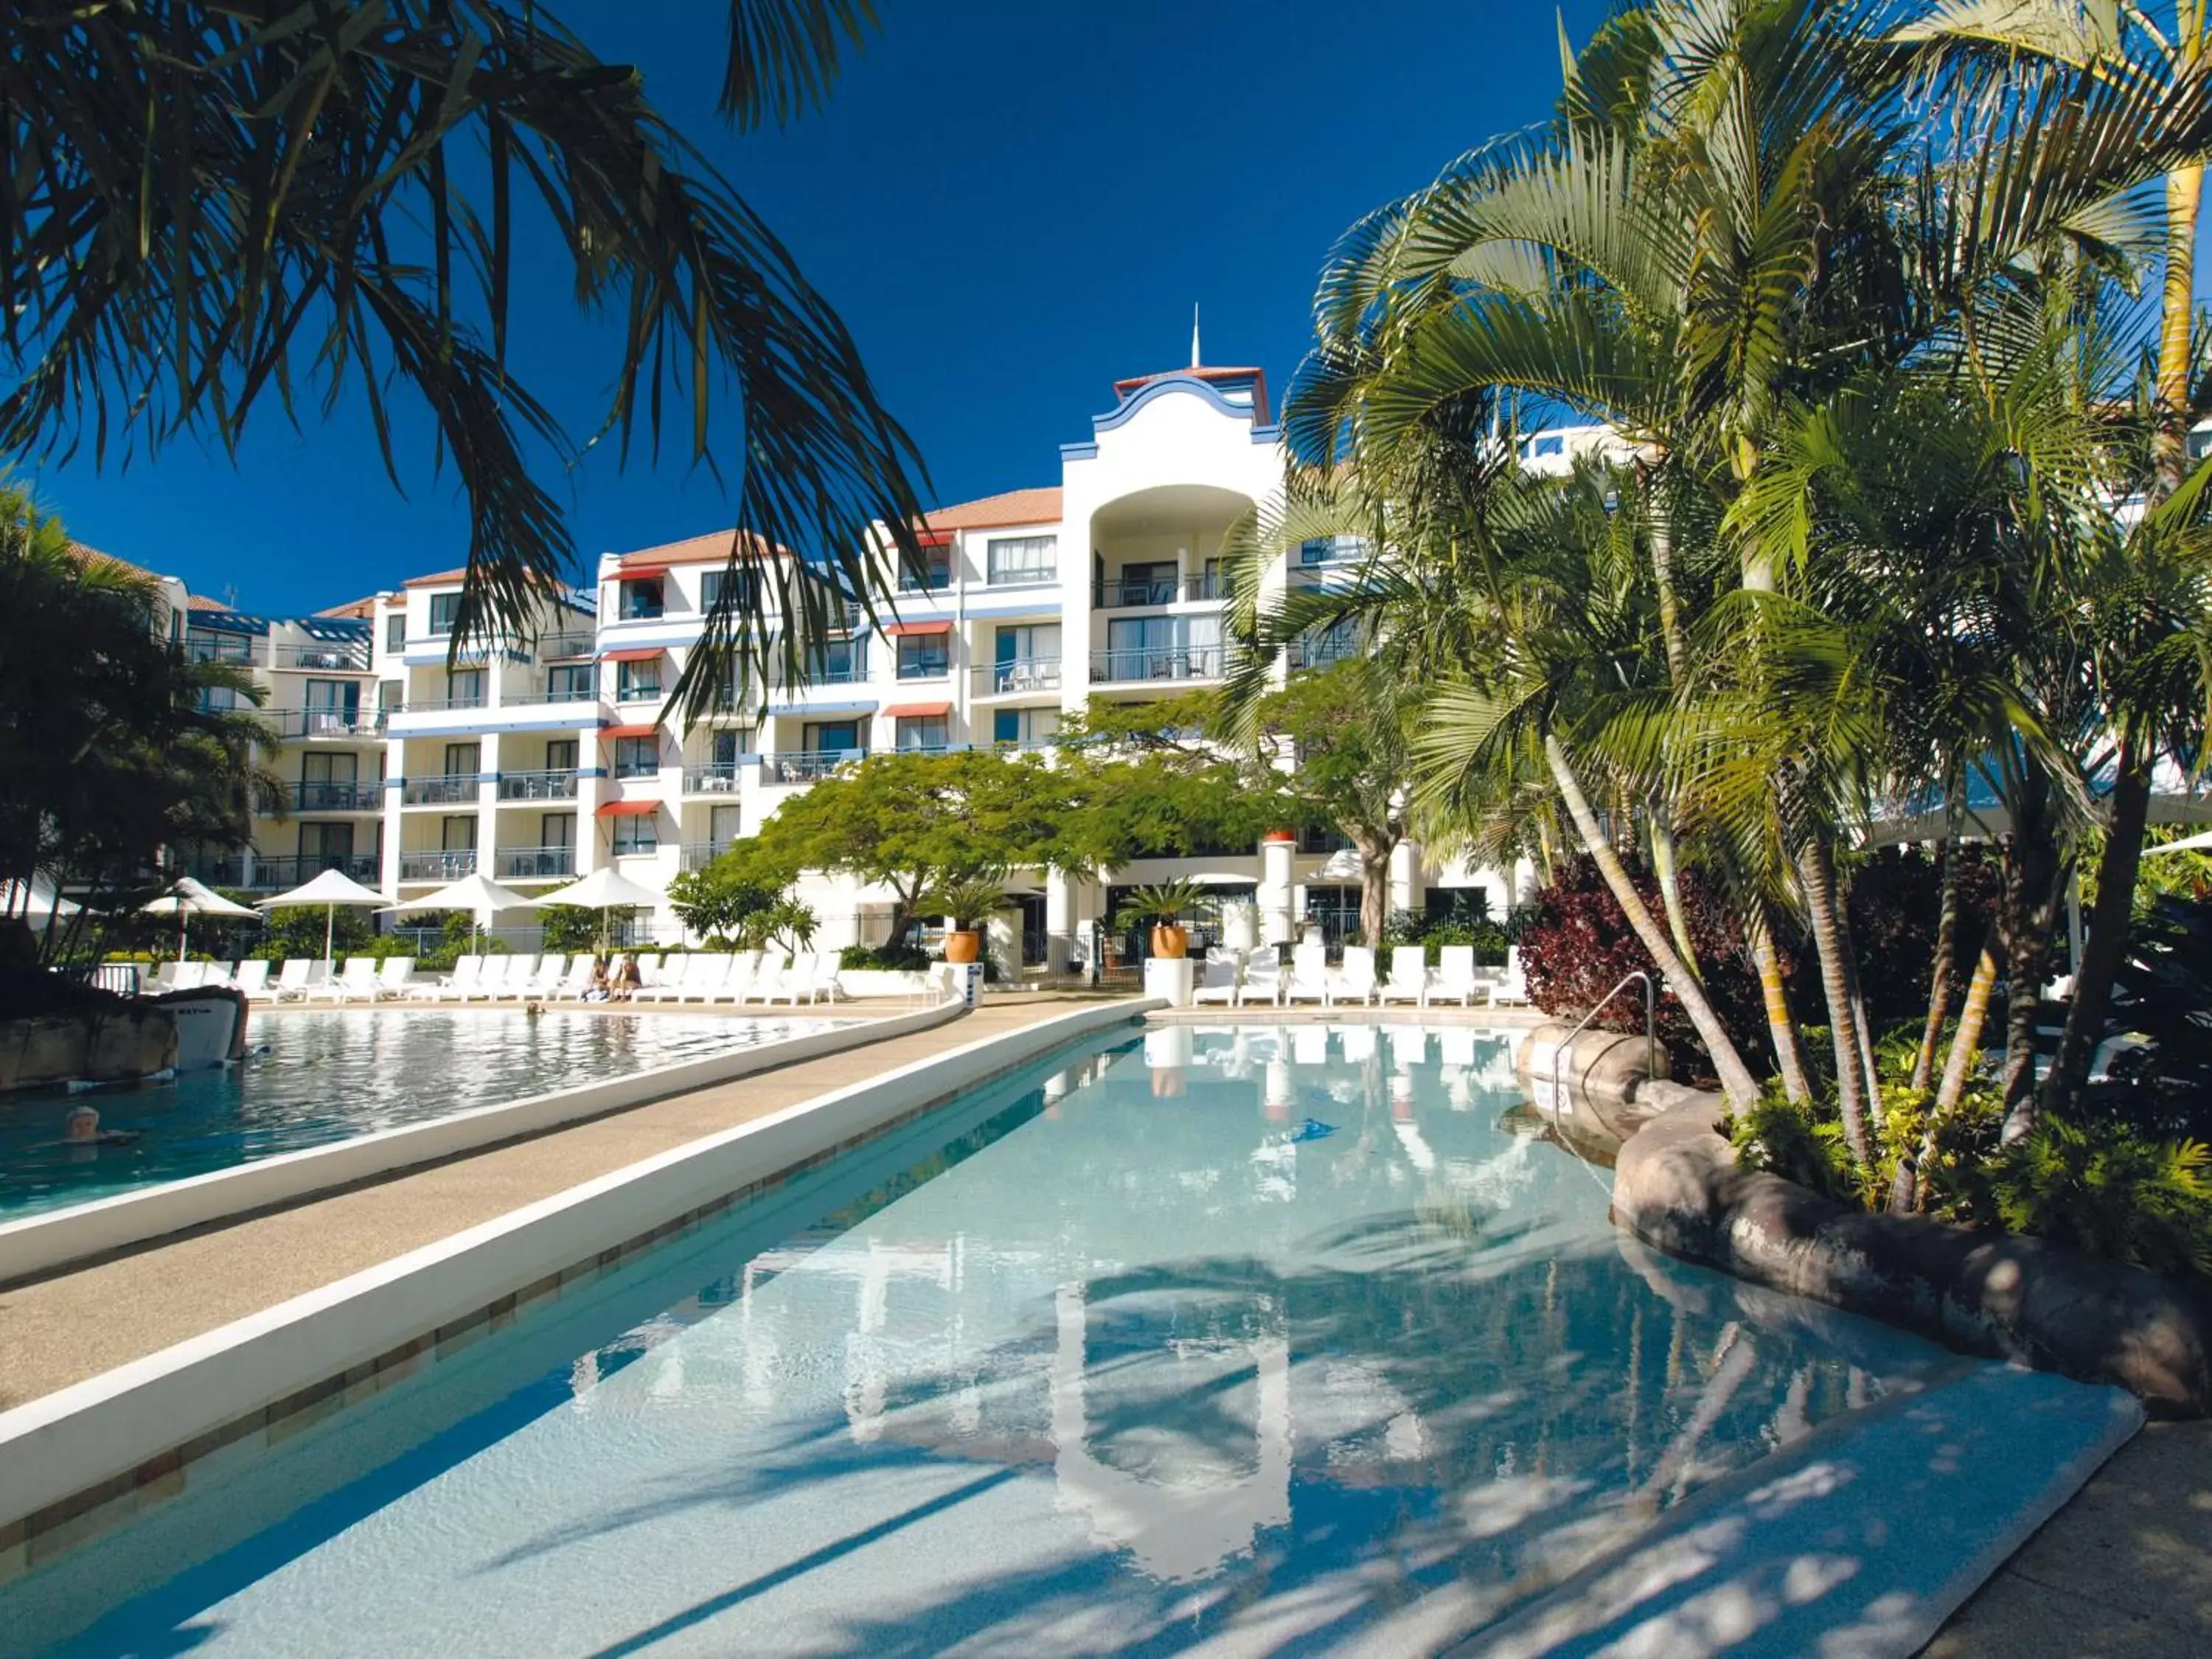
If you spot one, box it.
[1547,970,1655,1121]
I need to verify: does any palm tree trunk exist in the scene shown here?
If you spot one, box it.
[1910,834,1958,1096]
[1649,812,1702,981]
[1893,941,1999,1215]
[1543,735,1763,1109]
[1794,836,1874,1169]
[2042,727,2154,1117]
[2154,161,2204,496]
[1997,839,2068,1144]
[1749,902,1812,1103]
[1834,874,1883,1126]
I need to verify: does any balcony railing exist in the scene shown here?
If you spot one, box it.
[496,769,580,801]
[986,561,1057,587]
[682,762,748,794]
[495,845,575,881]
[1094,574,1225,608]
[391,693,487,713]
[271,641,372,672]
[400,849,478,882]
[760,749,862,784]
[1288,634,1362,670]
[401,773,484,805]
[973,658,1062,695]
[614,682,665,703]
[896,568,952,594]
[269,708,386,740]
[291,780,383,812]
[186,634,263,666]
[536,630,598,661]
[252,853,383,890]
[771,655,869,686]
[894,659,951,682]
[1089,647,1226,684]
[681,840,735,872]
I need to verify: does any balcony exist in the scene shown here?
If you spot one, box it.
[973,658,1062,697]
[391,693,487,713]
[402,774,484,805]
[186,633,263,666]
[986,560,1057,588]
[1289,634,1362,671]
[1090,647,1226,684]
[614,683,665,705]
[537,684,601,705]
[536,630,598,661]
[897,568,952,594]
[681,840,735,872]
[772,655,868,686]
[271,641,372,672]
[251,853,384,890]
[496,769,580,801]
[1094,574,1224,608]
[291,780,383,812]
[682,762,747,795]
[495,845,575,881]
[400,849,478,882]
[269,708,386,740]
[760,750,861,784]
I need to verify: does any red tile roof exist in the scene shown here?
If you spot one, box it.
[1110,366,1271,425]
[185,594,230,612]
[920,487,1062,532]
[315,596,378,619]
[400,567,469,588]
[611,529,783,572]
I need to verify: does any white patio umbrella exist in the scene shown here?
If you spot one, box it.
[141,875,260,958]
[2145,828,2212,856]
[2,877,80,924]
[255,867,390,963]
[377,871,535,953]
[525,866,664,951]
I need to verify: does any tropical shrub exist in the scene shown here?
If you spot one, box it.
[839,943,931,972]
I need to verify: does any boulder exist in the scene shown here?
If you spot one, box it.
[0,1004,179,1092]
[1517,1021,1670,1151]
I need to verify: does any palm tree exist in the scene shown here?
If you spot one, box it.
[2,1,930,686]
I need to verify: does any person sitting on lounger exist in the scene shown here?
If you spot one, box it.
[581,956,612,1002]
[609,954,641,1002]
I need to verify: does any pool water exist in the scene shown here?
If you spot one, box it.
[32,1024,1958,1655]
[0,1009,848,1217]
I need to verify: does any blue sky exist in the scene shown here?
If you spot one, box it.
[22,1,2209,616]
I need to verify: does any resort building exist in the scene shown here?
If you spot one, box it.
[178,360,1619,970]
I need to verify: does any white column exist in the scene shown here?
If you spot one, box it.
[1389,839,1422,917]
[1259,835,1295,946]
[1046,867,1078,974]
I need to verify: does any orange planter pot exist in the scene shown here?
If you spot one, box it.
[1150,925,1189,961]
[943,930,982,964]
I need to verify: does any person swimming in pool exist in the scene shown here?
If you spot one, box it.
[30,1105,139,1151]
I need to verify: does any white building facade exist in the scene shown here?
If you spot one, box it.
[192,361,1546,971]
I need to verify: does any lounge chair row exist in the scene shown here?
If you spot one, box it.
[1189,945,1531,1009]
[140,958,419,1001]
[402,949,844,1006]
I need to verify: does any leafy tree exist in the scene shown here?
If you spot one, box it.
[665,864,776,942]
[4,1,933,694]
[539,903,635,953]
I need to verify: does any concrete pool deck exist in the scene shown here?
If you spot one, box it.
[0,995,1124,1413]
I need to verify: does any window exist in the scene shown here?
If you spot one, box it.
[619,577,664,619]
[897,633,950,680]
[443,742,480,777]
[806,636,865,683]
[302,752,356,785]
[544,739,579,772]
[428,593,462,636]
[899,545,952,591]
[385,613,406,653]
[299,752,358,810]
[447,668,484,708]
[546,663,594,702]
[991,624,1060,690]
[993,707,1058,748]
[611,813,658,856]
[541,813,576,849]
[2192,427,2212,462]
[804,720,861,755]
[711,728,754,765]
[700,568,762,613]
[303,679,360,730]
[709,803,742,845]
[616,658,663,702]
[1113,560,1177,605]
[613,735,658,778]
[299,822,355,864]
[896,714,949,751]
[986,535,1057,585]
[441,815,478,852]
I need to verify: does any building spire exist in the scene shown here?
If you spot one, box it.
[1191,303,1201,369]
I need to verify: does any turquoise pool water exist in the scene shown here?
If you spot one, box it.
[24,1024,1961,1655]
[0,1009,846,1217]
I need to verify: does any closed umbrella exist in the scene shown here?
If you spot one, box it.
[141,875,260,959]
[378,871,534,954]
[255,867,389,964]
[526,866,663,951]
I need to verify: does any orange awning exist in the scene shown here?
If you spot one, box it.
[619,565,669,580]
[884,620,953,637]
[884,702,952,718]
[602,647,663,662]
[595,799,660,818]
[912,529,956,548]
[598,723,659,740]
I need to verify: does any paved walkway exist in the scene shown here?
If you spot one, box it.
[1924,1419,2212,1656]
[0,996,1117,1413]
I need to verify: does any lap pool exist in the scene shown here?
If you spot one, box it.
[0,1009,850,1217]
[16,1023,1972,1655]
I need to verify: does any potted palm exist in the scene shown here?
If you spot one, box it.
[1115,880,1208,961]
[930,877,1011,966]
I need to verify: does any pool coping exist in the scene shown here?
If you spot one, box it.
[0,1001,956,1284]
[0,997,1156,1573]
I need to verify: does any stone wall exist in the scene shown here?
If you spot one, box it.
[0,1004,178,1093]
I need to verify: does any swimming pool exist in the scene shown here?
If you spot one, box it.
[20,1023,1965,1655]
[0,1009,852,1217]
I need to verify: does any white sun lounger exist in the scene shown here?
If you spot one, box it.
[635,953,700,1004]
[147,961,181,995]
[309,957,381,1002]
[636,953,672,989]
[233,959,274,1000]
[1378,946,1429,1005]
[1490,947,1531,1008]
[1425,946,1481,1008]
[669,952,732,1004]
[782,952,844,1004]
[1281,943,1332,1006]
[372,958,416,1000]
[1192,954,1242,1005]
[408,954,481,1000]
[1238,953,1284,1006]
[493,953,561,1001]
[551,956,597,998]
[698,952,762,1005]
[481,954,540,1001]
[268,958,313,1001]
[1332,945,1380,1006]
[741,950,790,1006]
